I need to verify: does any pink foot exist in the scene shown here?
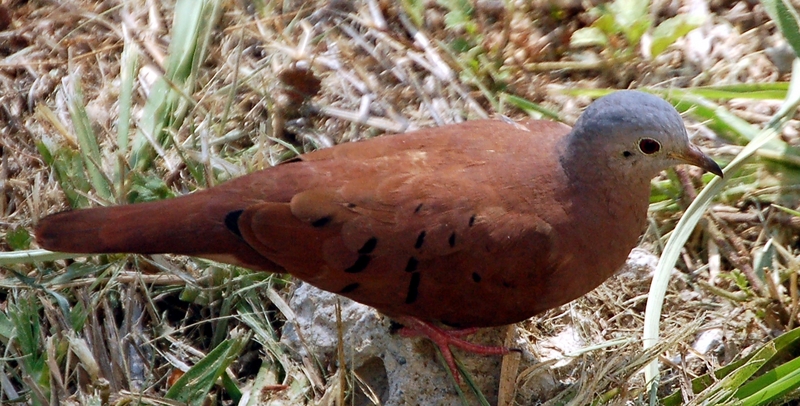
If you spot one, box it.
[393,316,511,383]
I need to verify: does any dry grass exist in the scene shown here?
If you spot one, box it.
[1,0,799,404]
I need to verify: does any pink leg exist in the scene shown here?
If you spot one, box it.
[393,316,511,383]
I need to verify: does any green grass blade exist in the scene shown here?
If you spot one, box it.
[677,327,800,404]
[662,325,800,404]
[500,93,561,120]
[115,25,139,201]
[456,357,491,406]
[433,347,470,405]
[117,29,137,154]
[675,327,800,404]
[0,249,92,266]
[737,357,800,404]
[7,296,47,394]
[659,89,761,143]
[692,341,777,404]
[66,73,113,201]
[164,333,248,405]
[650,14,705,57]
[130,0,221,171]
[761,0,800,58]
[674,83,788,100]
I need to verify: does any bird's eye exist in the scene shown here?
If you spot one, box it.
[638,138,661,155]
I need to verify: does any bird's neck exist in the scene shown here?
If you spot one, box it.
[563,154,651,225]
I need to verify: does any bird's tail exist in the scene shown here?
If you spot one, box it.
[34,192,275,271]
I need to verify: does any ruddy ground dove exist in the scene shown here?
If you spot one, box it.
[35,90,722,378]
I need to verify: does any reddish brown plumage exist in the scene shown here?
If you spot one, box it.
[35,91,722,328]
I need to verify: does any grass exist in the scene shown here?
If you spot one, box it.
[1,0,800,405]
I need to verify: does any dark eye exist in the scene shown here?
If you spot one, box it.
[638,138,661,155]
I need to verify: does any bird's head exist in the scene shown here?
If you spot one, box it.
[566,90,723,181]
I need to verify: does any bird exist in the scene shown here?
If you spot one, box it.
[35,90,723,380]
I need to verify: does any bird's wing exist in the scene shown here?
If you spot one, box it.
[232,120,569,324]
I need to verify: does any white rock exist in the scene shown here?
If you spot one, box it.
[281,283,507,405]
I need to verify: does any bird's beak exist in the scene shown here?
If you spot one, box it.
[671,145,723,177]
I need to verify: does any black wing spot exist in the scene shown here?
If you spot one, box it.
[405,257,418,273]
[472,273,481,283]
[340,283,360,293]
[448,232,456,248]
[414,231,426,249]
[405,272,421,304]
[345,255,371,273]
[469,215,476,227]
[358,237,378,254]
[414,203,423,214]
[311,216,332,228]
[224,210,244,237]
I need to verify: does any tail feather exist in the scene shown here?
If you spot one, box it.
[34,193,278,272]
